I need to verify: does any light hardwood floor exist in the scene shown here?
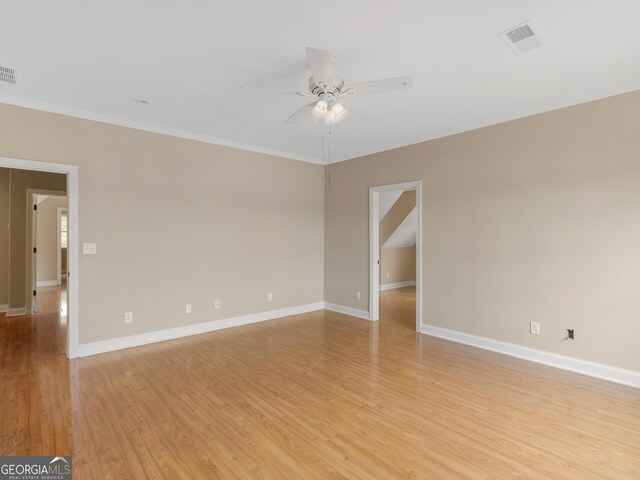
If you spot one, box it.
[1,286,639,479]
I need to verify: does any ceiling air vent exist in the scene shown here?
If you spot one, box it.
[0,65,16,84]
[501,21,543,54]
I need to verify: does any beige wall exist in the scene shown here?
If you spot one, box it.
[325,89,640,372]
[0,103,324,344]
[0,168,9,307]
[8,169,66,309]
[380,247,416,285]
[36,196,67,283]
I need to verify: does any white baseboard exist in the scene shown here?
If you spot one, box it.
[0,304,8,313]
[379,281,416,291]
[323,302,371,321]
[421,324,640,389]
[36,280,61,287]
[78,302,324,357]
[6,307,27,317]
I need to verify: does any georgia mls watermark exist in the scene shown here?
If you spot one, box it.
[0,456,71,480]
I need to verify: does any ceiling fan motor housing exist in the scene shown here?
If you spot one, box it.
[308,76,344,98]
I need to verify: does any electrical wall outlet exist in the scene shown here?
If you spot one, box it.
[530,321,540,335]
[185,304,191,314]
[386,272,390,279]
[214,300,221,310]
[83,243,97,255]
[356,291,361,300]
[124,312,133,324]
[267,293,273,302]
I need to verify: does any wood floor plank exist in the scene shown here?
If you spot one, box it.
[1,286,639,478]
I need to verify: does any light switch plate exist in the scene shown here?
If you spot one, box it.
[83,243,97,255]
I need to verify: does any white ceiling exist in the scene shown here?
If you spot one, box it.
[2,1,640,164]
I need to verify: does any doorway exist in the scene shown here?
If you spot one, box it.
[369,181,422,331]
[29,191,67,313]
[0,156,79,358]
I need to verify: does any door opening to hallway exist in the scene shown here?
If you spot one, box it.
[369,181,422,331]
[31,192,68,314]
[0,157,79,359]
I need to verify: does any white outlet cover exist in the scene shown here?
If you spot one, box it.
[124,312,133,323]
[214,300,221,310]
[82,242,97,255]
[267,293,273,301]
[185,304,191,313]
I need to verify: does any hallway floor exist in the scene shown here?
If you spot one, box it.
[380,285,416,330]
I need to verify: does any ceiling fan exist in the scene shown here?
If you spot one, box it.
[247,47,413,126]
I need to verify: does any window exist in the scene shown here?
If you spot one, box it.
[60,212,68,249]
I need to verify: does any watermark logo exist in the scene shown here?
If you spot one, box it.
[0,456,72,480]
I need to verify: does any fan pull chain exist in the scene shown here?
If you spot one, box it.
[321,128,325,190]
[320,124,333,190]
[327,127,332,189]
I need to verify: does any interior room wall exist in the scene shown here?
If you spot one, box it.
[0,168,9,309]
[380,247,416,285]
[0,103,324,345]
[36,195,67,284]
[324,89,640,372]
[8,169,66,310]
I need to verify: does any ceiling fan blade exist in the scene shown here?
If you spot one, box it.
[238,85,312,96]
[338,99,375,119]
[342,76,413,96]
[283,101,317,124]
[305,47,334,84]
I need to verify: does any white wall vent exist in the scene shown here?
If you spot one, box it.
[0,65,16,84]
[501,21,543,54]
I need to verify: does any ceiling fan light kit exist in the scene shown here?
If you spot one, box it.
[325,102,348,125]
[312,100,329,120]
[312,99,349,125]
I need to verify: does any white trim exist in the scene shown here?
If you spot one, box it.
[380,281,416,291]
[421,324,640,389]
[370,181,423,193]
[0,94,320,165]
[0,157,79,359]
[369,189,380,320]
[0,304,8,313]
[370,181,422,331]
[323,302,371,321]
[7,307,27,317]
[78,302,324,357]
[37,280,61,287]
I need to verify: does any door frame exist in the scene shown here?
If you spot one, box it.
[1,156,79,359]
[369,180,422,331]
